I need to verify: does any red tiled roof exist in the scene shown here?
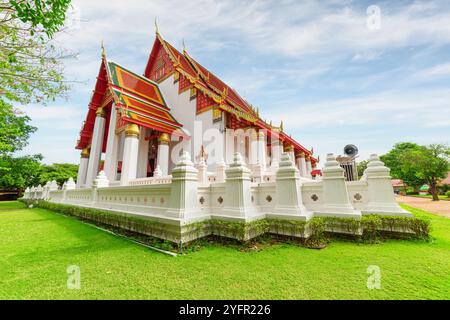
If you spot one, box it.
[391,179,406,187]
[144,33,318,162]
[76,55,186,150]
[440,172,450,185]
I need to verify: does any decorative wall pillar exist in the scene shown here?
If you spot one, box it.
[120,124,140,186]
[318,153,360,218]
[157,133,170,176]
[167,152,199,219]
[92,171,109,204]
[76,148,90,188]
[23,187,30,199]
[273,153,310,219]
[196,157,208,185]
[223,152,254,218]
[85,108,107,187]
[42,182,50,200]
[49,180,58,192]
[103,104,119,182]
[257,131,267,171]
[215,159,226,183]
[62,177,76,202]
[364,154,411,216]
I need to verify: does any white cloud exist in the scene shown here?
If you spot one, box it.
[19,0,450,164]
[265,88,450,129]
[415,63,450,80]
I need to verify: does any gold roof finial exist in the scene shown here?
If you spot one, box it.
[101,40,106,58]
[280,120,284,131]
[154,17,160,35]
[256,107,260,117]
[182,38,187,53]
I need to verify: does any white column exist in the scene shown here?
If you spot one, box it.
[305,155,312,177]
[257,131,267,171]
[157,133,170,176]
[85,108,107,187]
[271,141,282,167]
[317,153,359,218]
[76,148,90,188]
[137,127,149,178]
[364,154,411,216]
[236,130,245,158]
[225,128,234,165]
[103,104,119,182]
[298,153,307,177]
[120,124,140,186]
[285,145,295,162]
[249,129,258,167]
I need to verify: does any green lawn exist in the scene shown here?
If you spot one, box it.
[1,201,449,300]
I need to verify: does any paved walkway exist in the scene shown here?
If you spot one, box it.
[396,196,450,218]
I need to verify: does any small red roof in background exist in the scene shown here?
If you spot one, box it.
[311,169,322,176]
[440,172,450,185]
[391,179,406,187]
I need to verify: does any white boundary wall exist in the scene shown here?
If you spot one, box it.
[23,152,411,227]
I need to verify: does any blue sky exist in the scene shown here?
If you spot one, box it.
[19,0,450,165]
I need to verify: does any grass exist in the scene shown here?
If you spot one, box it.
[1,201,449,300]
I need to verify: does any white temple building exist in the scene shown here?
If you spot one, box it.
[23,31,411,243]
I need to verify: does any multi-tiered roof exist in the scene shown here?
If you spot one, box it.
[144,31,317,163]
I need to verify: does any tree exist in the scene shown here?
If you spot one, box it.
[400,144,449,201]
[38,162,78,186]
[0,154,43,192]
[357,160,368,179]
[0,99,36,155]
[381,142,426,192]
[0,0,72,104]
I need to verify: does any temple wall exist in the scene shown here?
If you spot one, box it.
[23,153,412,242]
[158,75,197,168]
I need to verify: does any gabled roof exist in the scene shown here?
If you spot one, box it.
[144,32,317,162]
[76,54,186,150]
[183,51,257,116]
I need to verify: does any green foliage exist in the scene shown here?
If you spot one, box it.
[0,100,37,155]
[38,163,78,185]
[447,191,450,198]
[381,142,426,190]
[0,0,72,104]
[357,160,368,178]
[9,0,71,37]
[0,154,43,190]
[361,215,430,242]
[399,144,449,201]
